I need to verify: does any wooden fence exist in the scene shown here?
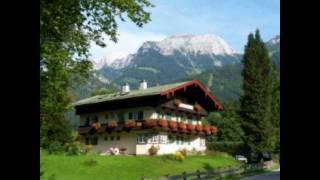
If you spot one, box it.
[140,163,264,180]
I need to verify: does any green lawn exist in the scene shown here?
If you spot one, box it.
[41,154,240,180]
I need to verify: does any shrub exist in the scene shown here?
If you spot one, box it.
[207,141,244,155]
[148,145,160,156]
[47,141,64,154]
[179,148,187,157]
[173,151,185,161]
[64,141,92,155]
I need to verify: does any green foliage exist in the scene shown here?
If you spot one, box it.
[207,142,245,155]
[206,101,243,142]
[47,141,64,154]
[64,141,92,155]
[40,115,73,152]
[240,30,275,160]
[40,0,153,150]
[179,149,187,157]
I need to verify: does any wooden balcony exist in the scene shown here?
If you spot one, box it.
[78,119,218,136]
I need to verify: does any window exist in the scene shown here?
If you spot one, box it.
[85,117,90,126]
[159,135,168,144]
[128,112,133,119]
[165,113,171,120]
[138,111,144,120]
[181,136,184,145]
[85,137,90,145]
[104,136,108,141]
[117,112,125,122]
[105,114,109,121]
[200,138,205,147]
[116,136,120,141]
[168,135,175,144]
[91,136,98,145]
[156,111,162,119]
[129,112,138,120]
[86,136,98,145]
[137,134,146,144]
[110,136,114,141]
[176,136,180,145]
[93,116,98,122]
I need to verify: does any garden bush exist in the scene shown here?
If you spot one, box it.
[47,141,64,154]
[207,141,244,155]
[173,151,185,161]
[64,141,92,155]
[148,145,160,156]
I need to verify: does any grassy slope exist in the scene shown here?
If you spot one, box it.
[41,154,240,180]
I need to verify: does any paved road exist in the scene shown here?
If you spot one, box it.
[241,169,280,180]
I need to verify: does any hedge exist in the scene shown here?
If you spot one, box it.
[207,141,244,155]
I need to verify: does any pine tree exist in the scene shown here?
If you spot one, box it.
[240,30,274,162]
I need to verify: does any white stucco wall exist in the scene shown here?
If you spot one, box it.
[89,132,138,154]
[84,131,206,155]
[136,133,206,155]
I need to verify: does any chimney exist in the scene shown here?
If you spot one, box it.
[121,83,130,94]
[139,80,147,90]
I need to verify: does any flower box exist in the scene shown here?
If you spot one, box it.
[195,125,203,132]
[143,119,157,128]
[124,120,136,129]
[168,121,177,129]
[203,126,211,135]
[178,122,187,130]
[91,122,101,130]
[157,119,168,128]
[210,126,218,135]
[107,120,117,129]
[187,124,195,131]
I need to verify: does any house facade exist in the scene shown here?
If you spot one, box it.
[74,80,223,155]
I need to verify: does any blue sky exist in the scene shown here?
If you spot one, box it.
[90,0,279,63]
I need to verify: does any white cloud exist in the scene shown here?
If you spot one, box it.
[89,30,167,64]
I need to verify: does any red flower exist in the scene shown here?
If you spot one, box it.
[124,120,136,129]
[178,122,187,130]
[187,124,195,131]
[168,121,177,129]
[195,125,203,132]
[202,126,211,135]
[158,119,168,128]
[210,126,218,135]
[107,120,117,129]
[143,119,157,128]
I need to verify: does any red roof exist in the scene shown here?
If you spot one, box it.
[160,80,223,111]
